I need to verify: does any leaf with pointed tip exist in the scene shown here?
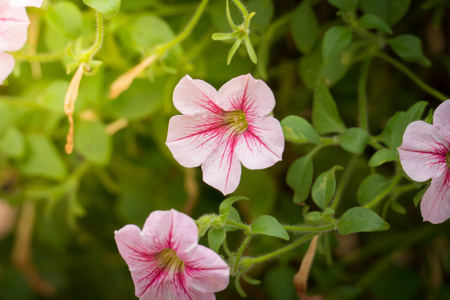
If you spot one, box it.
[337,207,390,235]
[251,215,289,240]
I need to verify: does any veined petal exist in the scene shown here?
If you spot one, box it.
[166,114,225,168]
[217,73,275,116]
[202,131,241,195]
[433,99,450,134]
[421,171,450,224]
[173,75,222,116]
[0,3,29,52]
[8,0,43,7]
[236,116,284,169]
[142,210,198,255]
[182,244,230,294]
[0,51,14,84]
[398,121,449,182]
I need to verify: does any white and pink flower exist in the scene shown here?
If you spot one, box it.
[398,100,450,224]
[0,0,43,84]
[115,209,230,300]
[166,74,285,195]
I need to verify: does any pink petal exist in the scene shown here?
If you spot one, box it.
[173,75,222,116]
[8,0,43,7]
[0,3,29,52]
[0,51,14,84]
[201,131,242,195]
[433,99,450,134]
[142,209,198,255]
[217,74,275,116]
[166,114,225,168]
[236,115,284,169]
[421,171,450,224]
[182,245,230,294]
[398,121,449,182]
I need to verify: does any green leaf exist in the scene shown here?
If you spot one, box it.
[358,14,393,34]
[244,36,258,64]
[312,83,346,134]
[251,215,289,240]
[219,196,249,215]
[368,149,398,167]
[227,39,242,65]
[327,0,358,12]
[286,155,314,204]
[20,134,67,180]
[291,0,319,54]
[312,166,343,209]
[82,0,121,19]
[305,211,322,222]
[337,207,390,234]
[247,0,274,32]
[41,80,70,114]
[208,227,226,253]
[413,187,427,207]
[224,207,242,232]
[47,2,83,40]
[322,26,353,62]
[388,35,431,67]
[391,201,407,214]
[0,101,12,137]
[281,116,320,145]
[357,173,392,206]
[339,127,370,154]
[211,32,236,41]
[74,119,112,166]
[360,0,411,26]
[0,126,25,159]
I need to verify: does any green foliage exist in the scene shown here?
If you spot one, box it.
[358,14,393,34]
[339,127,370,154]
[337,207,390,234]
[322,26,353,63]
[312,166,343,210]
[357,173,392,206]
[360,0,411,26]
[388,35,431,67]
[327,0,358,12]
[312,83,346,134]
[208,227,227,252]
[291,0,319,54]
[281,115,320,145]
[83,0,121,18]
[74,119,111,166]
[251,215,289,240]
[286,154,314,203]
[369,149,398,167]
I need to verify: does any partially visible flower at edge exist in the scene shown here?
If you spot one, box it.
[398,99,450,224]
[166,73,285,195]
[114,209,230,300]
[0,0,43,84]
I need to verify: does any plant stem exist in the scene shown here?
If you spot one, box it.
[375,52,449,101]
[331,155,359,210]
[86,12,104,60]
[245,233,317,265]
[232,0,249,18]
[283,223,335,232]
[15,51,64,62]
[358,55,372,132]
[364,172,402,209]
[225,219,250,231]
[233,235,252,273]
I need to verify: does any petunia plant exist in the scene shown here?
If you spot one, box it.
[0,0,449,299]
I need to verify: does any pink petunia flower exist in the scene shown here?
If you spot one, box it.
[115,209,230,300]
[0,0,43,84]
[166,74,285,195]
[398,100,450,224]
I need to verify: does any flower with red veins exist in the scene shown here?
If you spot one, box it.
[0,0,43,84]
[398,100,450,224]
[115,209,230,300]
[166,74,285,195]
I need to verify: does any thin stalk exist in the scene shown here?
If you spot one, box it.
[283,223,335,233]
[14,51,64,62]
[86,12,104,60]
[375,52,448,101]
[331,155,359,210]
[364,172,402,209]
[358,55,372,132]
[232,0,249,18]
[233,235,252,273]
[225,219,250,231]
[245,233,317,265]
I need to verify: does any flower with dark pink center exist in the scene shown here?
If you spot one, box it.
[115,209,230,300]
[166,74,285,195]
[0,0,43,84]
[398,100,450,224]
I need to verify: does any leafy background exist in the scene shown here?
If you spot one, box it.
[0,0,450,299]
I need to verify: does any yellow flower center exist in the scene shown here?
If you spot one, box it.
[223,110,248,134]
[155,248,184,273]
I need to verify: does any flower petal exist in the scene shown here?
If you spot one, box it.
[236,116,284,169]
[0,51,14,84]
[433,99,450,133]
[173,75,222,116]
[166,114,225,168]
[202,131,242,195]
[182,244,230,294]
[142,209,198,255]
[0,3,29,52]
[217,73,275,116]
[8,0,43,7]
[398,121,449,182]
[421,171,450,224]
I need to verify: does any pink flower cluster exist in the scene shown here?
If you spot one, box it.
[398,100,450,224]
[0,0,43,84]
